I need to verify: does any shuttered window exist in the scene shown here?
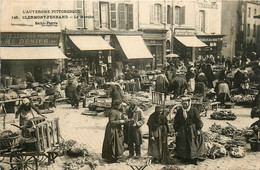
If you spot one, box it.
[126,4,133,30]
[163,4,167,24]
[100,2,109,28]
[175,6,180,24]
[150,4,154,24]
[93,1,100,29]
[154,4,161,24]
[199,10,205,32]
[76,0,84,28]
[110,3,117,28]
[180,6,185,25]
[118,3,126,29]
[167,5,171,24]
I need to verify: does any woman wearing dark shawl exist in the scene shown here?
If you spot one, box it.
[147,105,173,164]
[102,99,126,163]
[173,97,205,165]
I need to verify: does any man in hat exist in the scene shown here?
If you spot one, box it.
[147,105,172,164]
[124,99,145,158]
[173,97,205,165]
[15,98,44,127]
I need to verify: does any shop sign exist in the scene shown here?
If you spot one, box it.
[0,32,60,46]
[199,37,222,42]
[199,2,218,9]
[174,29,195,36]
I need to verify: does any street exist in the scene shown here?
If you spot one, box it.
[1,96,260,170]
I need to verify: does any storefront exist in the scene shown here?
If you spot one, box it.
[115,35,153,70]
[65,34,114,76]
[173,28,207,63]
[0,32,67,83]
[64,30,154,78]
[141,29,167,70]
[196,35,224,59]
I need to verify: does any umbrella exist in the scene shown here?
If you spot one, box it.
[166,53,179,58]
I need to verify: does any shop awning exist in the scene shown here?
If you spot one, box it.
[175,36,207,47]
[116,35,153,60]
[69,35,114,51]
[0,46,67,60]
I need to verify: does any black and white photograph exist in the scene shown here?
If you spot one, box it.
[0,0,260,169]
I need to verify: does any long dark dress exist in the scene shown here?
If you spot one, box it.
[172,75,187,98]
[147,112,171,164]
[102,109,124,161]
[173,107,205,159]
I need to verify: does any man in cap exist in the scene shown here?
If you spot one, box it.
[15,98,44,127]
[173,96,205,165]
[65,80,79,109]
[147,105,172,164]
[124,99,145,158]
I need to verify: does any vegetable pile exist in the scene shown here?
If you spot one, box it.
[63,140,99,170]
[204,123,253,159]
[210,110,237,120]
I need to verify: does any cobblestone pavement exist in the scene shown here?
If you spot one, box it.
[1,97,260,170]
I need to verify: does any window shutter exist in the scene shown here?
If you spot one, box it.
[163,4,167,24]
[84,2,88,28]
[127,4,133,29]
[93,1,100,29]
[150,4,154,24]
[118,3,126,30]
[76,0,84,28]
[110,3,117,29]
[180,6,185,25]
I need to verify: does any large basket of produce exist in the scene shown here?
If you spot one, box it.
[249,138,260,152]
[210,110,237,120]
[0,131,20,150]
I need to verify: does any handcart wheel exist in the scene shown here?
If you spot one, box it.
[10,155,39,170]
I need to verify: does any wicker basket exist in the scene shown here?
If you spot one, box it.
[0,135,20,150]
[249,138,260,152]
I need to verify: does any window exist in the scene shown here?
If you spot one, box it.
[154,4,162,24]
[253,24,256,37]
[126,4,133,30]
[199,10,205,32]
[167,5,171,24]
[175,6,185,25]
[93,1,100,29]
[248,24,250,36]
[248,7,251,17]
[100,2,109,28]
[175,6,180,24]
[76,0,84,28]
[255,9,257,15]
[110,3,117,28]
[118,3,126,29]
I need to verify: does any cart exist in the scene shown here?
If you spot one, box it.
[0,118,62,169]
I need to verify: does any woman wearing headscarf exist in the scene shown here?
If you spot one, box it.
[102,100,127,163]
[173,97,205,165]
[147,105,172,164]
[15,98,44,127]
